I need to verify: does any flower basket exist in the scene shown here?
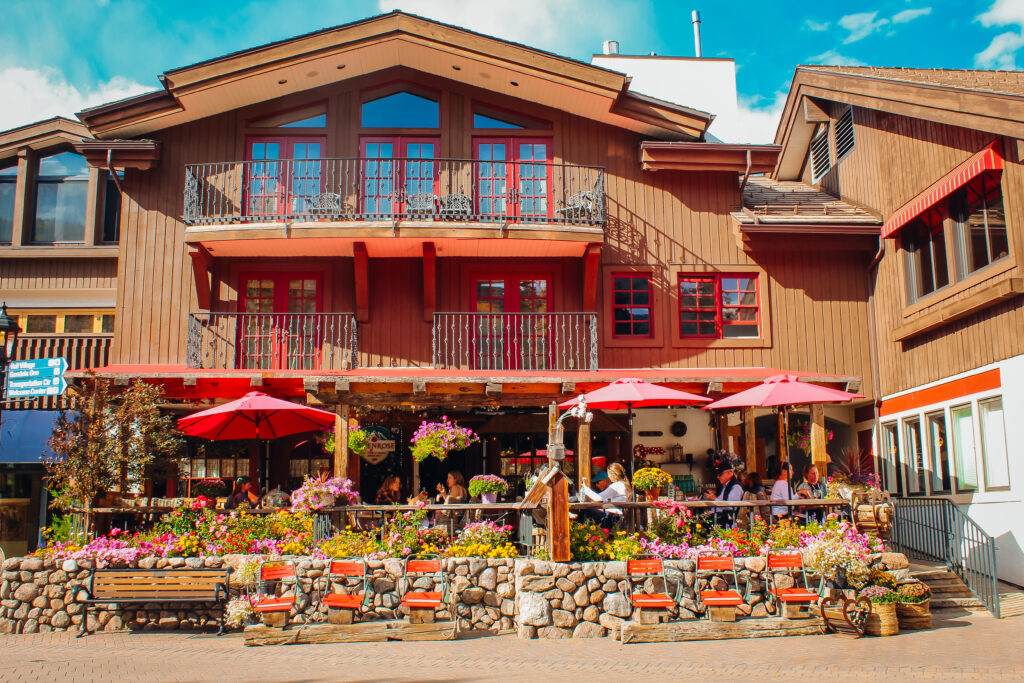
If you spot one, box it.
[468,474,508,500]
[644,488,660,502]
[864,602,899,636]
[896,600,932,630]
[411,417,479,462]
[633,467,672,492]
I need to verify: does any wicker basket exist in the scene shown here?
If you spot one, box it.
[864,602,899,636]
[896,600,932,630]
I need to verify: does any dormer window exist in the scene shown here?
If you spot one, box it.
[361,91,439,128]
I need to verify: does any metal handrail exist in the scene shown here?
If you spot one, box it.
[184,157,606,227]
[889,496,1000,617]
[432,311,598,371]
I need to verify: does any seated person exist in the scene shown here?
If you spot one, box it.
[578,463,632,531]
[704,467,744,527]
[592,470,611,493]
[434,470,468,530]
[796,464,827,522]
[770,463,794,519]
[224,477,260,510]
[375,475,403,505]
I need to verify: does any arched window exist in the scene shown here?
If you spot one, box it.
[361,91,439,128]
[32,151,89,243]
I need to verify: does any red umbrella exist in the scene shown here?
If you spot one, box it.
[177,391,337,487]
[559,378,710,473]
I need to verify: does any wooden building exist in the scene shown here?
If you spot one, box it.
[772,66,1024,584]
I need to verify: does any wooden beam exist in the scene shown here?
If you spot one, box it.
[413,379,426,394]
[249,375,263,387]
[335,379,350,393]
[353,241,369,323]
[707,381,723,394]
[622,616,825,644]
[577,421,592,489]
[188,245,213,310]
[546,469,570,562]
[334,404,350,480]
[10,148,36,246]
[422,241,436,323]
[560,382,575,394]
[582,243,601,311]
[802,96,829,123]
[810,403,829,467]
[485,382,502,398]
[778,409,788,465]
[743,407,756,473]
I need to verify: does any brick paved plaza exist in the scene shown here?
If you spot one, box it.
[1,610,1021,682]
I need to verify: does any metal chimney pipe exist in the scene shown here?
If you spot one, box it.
[602,40,619,55]
[692,10,702,58]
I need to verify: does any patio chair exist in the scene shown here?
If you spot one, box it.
[320,557,370,624]
[624,555,678,624]
[695,551,744,622]
[252,560,303,628]
[764,550,821,618]
[554,190,599,221]
[400,554,448,624]
[438,192,472,218]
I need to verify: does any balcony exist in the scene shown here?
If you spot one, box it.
[433,312,597,371]
[183,158,605,228]
[185,312,598,372]
[186,313,358,371]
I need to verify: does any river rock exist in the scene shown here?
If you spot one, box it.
[21,558,43,572]
[518,576,555,592]
[602,592,631,618]
[551,609,577,628]
[573,621,606,638]
[518,624,537,639]
[14,584,39,603]
[51,611,71,629]
[517,591,552,627]
[478,568,497,590]
[555,577,576,592]
[462,587,485,604]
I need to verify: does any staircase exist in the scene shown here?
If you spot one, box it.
[911,568,985,611]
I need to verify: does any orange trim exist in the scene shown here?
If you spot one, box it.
[882,140,1003,238]
[879,369,1001,416]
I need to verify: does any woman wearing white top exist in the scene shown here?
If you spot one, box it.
[580,463,633,530]
[770,463,793,518]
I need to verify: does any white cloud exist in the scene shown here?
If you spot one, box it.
[839,12,889,44]
[726,90,788,145]
[803,19,830,32]
[975,0,1024,69]
[809,50,867,67]
[892,8,932,24]
[0,66,150,131]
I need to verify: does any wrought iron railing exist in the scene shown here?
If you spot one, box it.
[7,334,112,409]
[183,158,605,227]
[889,496,1000,617]
[432,312,598,371]
[186,313,358,371]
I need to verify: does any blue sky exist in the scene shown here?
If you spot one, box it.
[1,0,1022,140]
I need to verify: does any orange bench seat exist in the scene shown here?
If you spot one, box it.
[631,592,675,609]
[253,596,295,613]
[700,590,744,606]
[769,588,819,602]
[401,591,443,608]
[323,593,365,609]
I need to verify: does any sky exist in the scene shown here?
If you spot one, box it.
[1,0,1022,142]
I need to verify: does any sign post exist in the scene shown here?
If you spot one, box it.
[4,358,69,399]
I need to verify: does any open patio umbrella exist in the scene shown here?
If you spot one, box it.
[177,391,337,489]
[559,378,710,474]
[703,374,864,470]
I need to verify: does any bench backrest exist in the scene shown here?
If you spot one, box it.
[696,552,740,589]
[90,569,228,600]
[406,558,441,575]
[261,563,297,581]
[767,552,804,570]
[627,558,664,576]
[329,559,366,578]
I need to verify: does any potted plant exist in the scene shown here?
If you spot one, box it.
[410,416,479,462]
[290,475,358,511]
[858,585,899,636]
[468,475,509,504]
[192,478,228,503]
[348,426,369,456]
[896,581,932,630]
[632,467,672,501]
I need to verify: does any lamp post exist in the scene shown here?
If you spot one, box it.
[0,302,22,438]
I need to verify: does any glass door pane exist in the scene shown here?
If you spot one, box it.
[473,279,506,370]
[516,142,550,218]
[881,423,903,495]
[240,279,275,369]
[247,142,281,216]
[950,404,978,491]
[289,142,322,214]
[926,411,951,494]
[403,141,437,215]
[285,278,320,370]
[362,141,395,215]
[903,418,925,495]
[517,278,549,370]
[475,142,508,218]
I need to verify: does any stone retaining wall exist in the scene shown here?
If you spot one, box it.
[0,553,909,638]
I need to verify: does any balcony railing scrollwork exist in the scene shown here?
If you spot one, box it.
[183,158,605,228]
[433,312,598,371]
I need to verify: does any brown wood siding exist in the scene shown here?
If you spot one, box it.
[111,74,875,393]
[1,258,116,290]
[827,106,1024,396]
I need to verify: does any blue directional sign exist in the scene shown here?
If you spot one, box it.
[5,358,69,398]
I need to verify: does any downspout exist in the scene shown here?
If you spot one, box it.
[738,149,752,196]
[106,149,124,194]
[866,236,885,479]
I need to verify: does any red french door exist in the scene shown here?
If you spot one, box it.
[238,273,323,370]
[471,275,552,370]
[473,138,552,221]
[359,137,439,215]
[245,137,325,218]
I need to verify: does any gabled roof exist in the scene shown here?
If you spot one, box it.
[774,65,1024,180]
[78,11,712,141]
[733,178,881,226]
[0,117,91,161]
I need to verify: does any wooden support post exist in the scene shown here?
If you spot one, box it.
[708,606,737,623]
[547,470,570,562]
[189,245,213,310]
[353,242,369,323]
[327,608,355,625]
[582,243,601,311]
[578,421,592,489]
[743,407,756,473]
[777,409,788,464]
[334,404,350,479]
[547,401,558,467]
[810,403,828,467]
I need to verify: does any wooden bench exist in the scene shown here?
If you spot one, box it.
[73,568,230,636]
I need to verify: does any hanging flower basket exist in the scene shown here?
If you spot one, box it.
[410,417,479,462]
[290,475,358,511]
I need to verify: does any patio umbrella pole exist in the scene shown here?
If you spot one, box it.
[627,403,635,475]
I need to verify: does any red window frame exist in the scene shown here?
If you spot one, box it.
[678,275,718,338]
[359,136,440,215]
[472,137,552,220]
[469,273,554,370]
[611,273,653,339]
[677,273,760,339]
[244,136,326,218]
[237,272,324,370]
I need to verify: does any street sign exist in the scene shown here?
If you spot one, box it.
[4,358,69,398]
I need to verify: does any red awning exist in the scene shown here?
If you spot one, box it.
[882,140,1004,238]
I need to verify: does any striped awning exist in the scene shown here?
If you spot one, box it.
[882,140,1004,238]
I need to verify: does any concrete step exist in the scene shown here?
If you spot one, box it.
[931,596,986,610]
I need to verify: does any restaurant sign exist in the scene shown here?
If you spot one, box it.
[361,426,396,465]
